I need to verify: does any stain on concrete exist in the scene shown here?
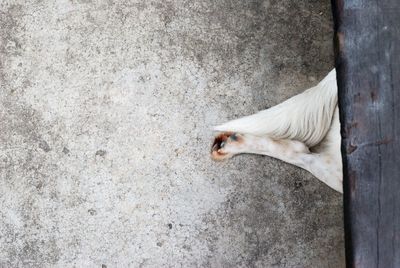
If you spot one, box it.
[62,147,70,154]
[95,150,107,157]
[0,0,343,267]
[39,140,51,152]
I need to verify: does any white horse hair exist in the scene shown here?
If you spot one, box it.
[211,69,343,193]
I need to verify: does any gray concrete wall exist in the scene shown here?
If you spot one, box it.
[0,0,344,267]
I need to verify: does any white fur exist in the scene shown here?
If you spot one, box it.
[213,69,343,193]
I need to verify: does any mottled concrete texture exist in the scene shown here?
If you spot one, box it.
[0,0,344,267]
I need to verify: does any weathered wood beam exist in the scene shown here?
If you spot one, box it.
[332,0,400,267]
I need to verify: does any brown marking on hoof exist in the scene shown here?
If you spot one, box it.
[211,132,232,161]
[211,132,243,161]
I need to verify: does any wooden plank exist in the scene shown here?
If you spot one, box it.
[331,0,400,267]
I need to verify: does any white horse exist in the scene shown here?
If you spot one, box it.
[211,69,342,193]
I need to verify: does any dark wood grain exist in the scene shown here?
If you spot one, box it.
[331,0,400,267]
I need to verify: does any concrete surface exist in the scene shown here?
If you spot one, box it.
[0,0,344,267]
